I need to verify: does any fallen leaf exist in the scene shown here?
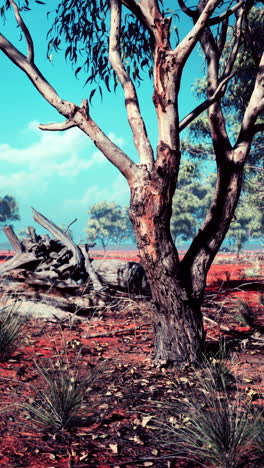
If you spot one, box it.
[141,415,153,427]
[109,443,118,454]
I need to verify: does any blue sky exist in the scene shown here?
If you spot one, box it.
[0,2,203,243]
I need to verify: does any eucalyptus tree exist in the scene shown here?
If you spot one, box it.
[85,201,133,250]
[0,0,263,367]
[0,195,20,228]
[170,160,212,244]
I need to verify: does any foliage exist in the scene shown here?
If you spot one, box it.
[85,201,133,250]
[0,195,20,227]
[171,160,263,251]
[171,159,213,244]
[0,305,22,360]
[24,353,103,431]
[226,192,263,255]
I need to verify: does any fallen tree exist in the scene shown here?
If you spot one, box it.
[0,208,150,307]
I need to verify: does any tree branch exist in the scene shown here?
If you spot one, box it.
[0,28,136,181]
[221,4,245,79]
[207,0,244,26]
[175,0,221,67]
[179,71,236,132]
[109,0,154,170]
[38,120,77,131]
[178,0,197,18]
[196,3,232,154]
[217,16,228,53]
[9,0,34,63]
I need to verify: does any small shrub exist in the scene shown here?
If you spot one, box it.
[0,305,22,360]
[24,354,103,431]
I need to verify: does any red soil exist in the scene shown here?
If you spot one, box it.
[0,251,263,467]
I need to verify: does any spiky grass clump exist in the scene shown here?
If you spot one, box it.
[0,305,22,360]
[154,356,263,468]
[158,391,261,468]
[24,354,103,431]
[203,342,237,391]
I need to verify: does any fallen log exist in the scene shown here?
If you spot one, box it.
[92,259,150,295]
[0,209,149,298]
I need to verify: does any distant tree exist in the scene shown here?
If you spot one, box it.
[0,195,20,228]
[0,0,263,367]
[85,201,133,250]
[170,160,212,244]
[226,171,264,255]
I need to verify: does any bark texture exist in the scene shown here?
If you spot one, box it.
[129,164,205,366]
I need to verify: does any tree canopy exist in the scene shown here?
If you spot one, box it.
[0,195,20,228]
[85,201,133,250]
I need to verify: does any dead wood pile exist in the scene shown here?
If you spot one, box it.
[0,209,149,314]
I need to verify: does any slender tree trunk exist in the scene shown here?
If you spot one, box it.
[129,165,205,367]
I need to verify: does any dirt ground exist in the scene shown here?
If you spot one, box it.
[0,252,263,467]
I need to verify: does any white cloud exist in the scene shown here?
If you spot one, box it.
[0,122,127,195]
[0,125,88,165]
[0,171,48,197]
[64,174,130,212]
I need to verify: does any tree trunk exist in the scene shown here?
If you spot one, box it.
[129,164,205,367]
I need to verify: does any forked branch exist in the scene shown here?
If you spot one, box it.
[0,3,136,181]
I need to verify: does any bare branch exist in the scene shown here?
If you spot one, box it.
[221,4,245,79]
[175,0,221,65]
[0,28,135,181]
[196,2,235,153]
[207,0,244,26]
[9,0,34,63]
[179,71,236,132]
[109,0,154,170]
[178,0,197,18]
[39,120,77,131]
[217,17,228,53]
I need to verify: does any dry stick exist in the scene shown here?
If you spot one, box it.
[86,323,151,339]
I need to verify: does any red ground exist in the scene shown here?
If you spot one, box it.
[0,251,263,467]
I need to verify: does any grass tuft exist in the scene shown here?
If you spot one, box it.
[154,354,263,467]
[23,352,104,431]
[236,300,257,328]
[0,305,22,360]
